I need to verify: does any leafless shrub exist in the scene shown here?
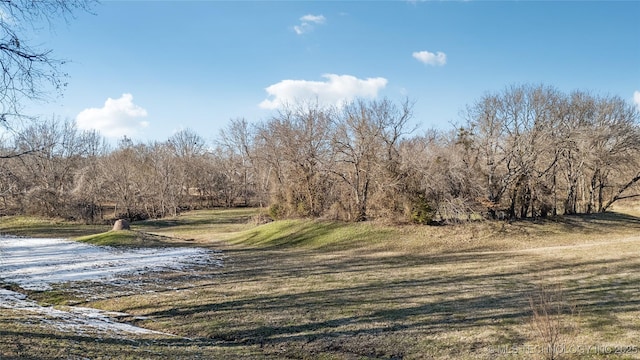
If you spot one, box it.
[249,211,273,225]
[529,283,579,360]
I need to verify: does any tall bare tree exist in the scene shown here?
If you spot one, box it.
[167,128,207,209]
[256,102,334,217]
[463,85,640,219]
[332,98,413,221]
[0,0,95,131]
[218,118,256,206]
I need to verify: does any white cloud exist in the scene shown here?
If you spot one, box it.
[294,14,326,35]
[634,91,640,111]
[300,14,325,24]
[259,74,388,110]
[76,93,149,138]
[294,24,311,35]
[412,50,447,66]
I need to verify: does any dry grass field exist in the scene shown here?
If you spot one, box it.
[1,206,639,359]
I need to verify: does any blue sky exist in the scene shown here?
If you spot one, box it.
[25,1,640,142]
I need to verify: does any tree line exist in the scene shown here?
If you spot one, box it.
[1,84,639,224]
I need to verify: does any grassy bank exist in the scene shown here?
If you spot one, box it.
[0,215,111,238]
[2,208,640,359]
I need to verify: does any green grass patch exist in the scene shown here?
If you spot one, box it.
[75,230,140,246]
[135,208,261,241]
[28,289,84,306]
[74,230,177,247]
[229,219,395,250]
[0,215,111,238]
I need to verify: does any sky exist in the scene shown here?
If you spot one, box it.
[22,0,640,143]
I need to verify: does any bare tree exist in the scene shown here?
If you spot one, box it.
[332,98,413,221]
[218,118,256,207]
[99,137,144,220]
[4,117,102,217]
[142,141,182,217]
[463,85,640,219]
[400,129,483,223]
[70,130,109,222]
[579,94,640,212]
[0,0,95,130]
[167,128,207,209]
[256,101,334,217]
[462,93,511,218]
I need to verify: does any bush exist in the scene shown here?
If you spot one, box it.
[268,202,286,220]
[410,195,434,225]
